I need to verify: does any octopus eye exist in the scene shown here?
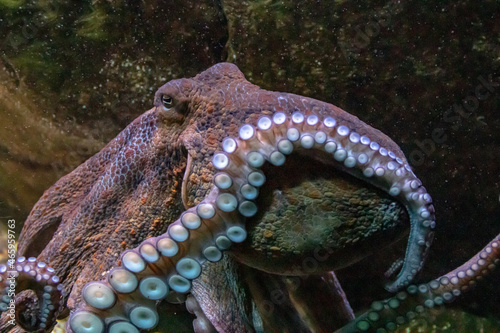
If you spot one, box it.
[161,95,173,108]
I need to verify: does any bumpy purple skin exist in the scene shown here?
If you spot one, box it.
[0,63,496,332]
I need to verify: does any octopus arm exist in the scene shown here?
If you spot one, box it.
[337,233,500,332]
[65,107,435,332]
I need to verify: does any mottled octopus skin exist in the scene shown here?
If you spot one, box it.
[0,63,495,332]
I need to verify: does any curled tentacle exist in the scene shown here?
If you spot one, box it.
[70,111,434,332]
[185,295,216,333]
[338,233,500,332]
[0,257,64,332]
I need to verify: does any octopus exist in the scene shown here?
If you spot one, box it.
[0,63,498,333]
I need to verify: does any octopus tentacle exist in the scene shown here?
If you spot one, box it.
[67,189,246,332]
[236,110,435,291]
[0,257,64,332]
[285,272,355,330]
[338,233,500,332]
[69,110,434,332]
[185,295,216,333]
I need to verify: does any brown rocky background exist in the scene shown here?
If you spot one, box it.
[0,0,499,330]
